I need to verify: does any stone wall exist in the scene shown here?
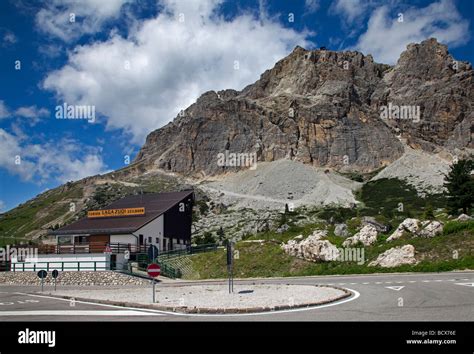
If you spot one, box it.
[0,271,150,286]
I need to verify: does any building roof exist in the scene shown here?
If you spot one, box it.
[51,190,193,236]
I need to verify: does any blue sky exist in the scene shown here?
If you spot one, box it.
[0,0,473,212]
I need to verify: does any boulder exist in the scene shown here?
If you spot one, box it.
[387,218,420,241]
[369,245,417,268]
[361,216,390,233]
[456,214,472,222]
[342,224,378,247]
[334,223,349,237]
[281,230,339,262]
[419,220,443,237]
[308,229,327,240]
[276,224,290,234]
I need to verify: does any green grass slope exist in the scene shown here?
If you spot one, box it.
[188,220,474,280]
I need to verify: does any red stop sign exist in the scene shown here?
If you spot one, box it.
[147,263,160,278]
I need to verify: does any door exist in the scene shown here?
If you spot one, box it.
[110,254,117,270]
[89,235,110,253]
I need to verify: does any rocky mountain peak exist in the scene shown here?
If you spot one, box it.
[135,38,473,177]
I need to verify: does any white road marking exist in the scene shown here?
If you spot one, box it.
[15,292,167,314]
[454,283,474,287]
[375,282,382,284]
[0,310,161,316]
[385,282,392,284]
[14,290,361,318]
[395,281,404,284]
[422,280,431,283]
[362,282,369,285]
[159,289,362,317]
[0,299,39,306]
[385,286,405,291]
[434,280,443,282]
[408,281,416,283]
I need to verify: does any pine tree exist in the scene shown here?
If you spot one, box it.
[444,158,474,214]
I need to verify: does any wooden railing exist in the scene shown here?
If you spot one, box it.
[34,242,149,255]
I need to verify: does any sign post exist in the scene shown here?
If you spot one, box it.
[37,270,47,292]
[148,245,159,262]
[226,242,234,294]
[147,263,160,303]
[52,270,59,291]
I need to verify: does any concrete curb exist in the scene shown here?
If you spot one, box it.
[37,285,352,315]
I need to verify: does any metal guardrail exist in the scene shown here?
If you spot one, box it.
[156,243,218,261]
[154,243,218,278]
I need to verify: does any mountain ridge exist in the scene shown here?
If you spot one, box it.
[134,38,472,179]
[1,37,472,242]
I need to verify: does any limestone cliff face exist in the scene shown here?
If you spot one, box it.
[371,38,474,153]
[135,38,473,176]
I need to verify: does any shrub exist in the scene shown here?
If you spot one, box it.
[443,220,474,235]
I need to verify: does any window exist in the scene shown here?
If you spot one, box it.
[148,237,152,243]
[155,237,159,243]
[57,235,73,245]
[177,239,180,244]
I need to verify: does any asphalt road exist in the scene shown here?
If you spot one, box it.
[0,271,472,321]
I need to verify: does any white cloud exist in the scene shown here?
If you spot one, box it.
[305,0,320,14]
[15,106,50,119]
[0,200,5,212]
[3,31,17,45]
[35,0,132,41]
[43,0,312,144]
[0,128,108,184]
[0,100,10,119]
[0,102,50,125]
[353,0,470,64]
[43,0,308,143]
[14,106,50,126]
[330,0,368,24]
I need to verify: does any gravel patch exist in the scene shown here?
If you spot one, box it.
[203,159,361,210]
[371,147,450,195]
[46,283,350,313]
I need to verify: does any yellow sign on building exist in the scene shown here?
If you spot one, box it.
[87,207,145,218]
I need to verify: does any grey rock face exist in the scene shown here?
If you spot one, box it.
[135,38,472,178]
[371,38,473,153]
[334,223,349,237]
